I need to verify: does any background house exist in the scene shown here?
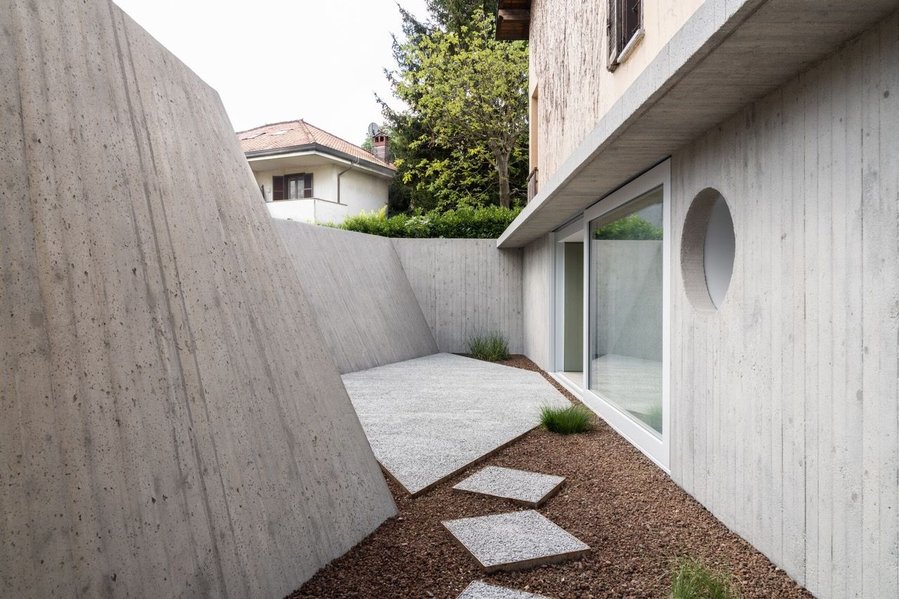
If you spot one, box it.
[238,119,395,223]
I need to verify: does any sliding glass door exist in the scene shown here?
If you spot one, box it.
[583,161,669,468]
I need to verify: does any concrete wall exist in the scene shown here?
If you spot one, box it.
[274,221,438,373]
[522,234,554,370]
[670,13,899,599]
[393,239,524,354]
[529,0,703,180]
[0,2,395,597]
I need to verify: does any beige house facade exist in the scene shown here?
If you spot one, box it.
[499,2,899,598]
[238,120,395,224]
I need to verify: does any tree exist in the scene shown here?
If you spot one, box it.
[385,8,528,209]
[425,0,498,32]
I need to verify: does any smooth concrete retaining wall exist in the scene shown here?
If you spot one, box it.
[670,13,899,599]
[393,239,524,354]
[0,2,395,597]
[274,221,438,373]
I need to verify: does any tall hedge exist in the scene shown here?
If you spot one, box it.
[334,205,521,239]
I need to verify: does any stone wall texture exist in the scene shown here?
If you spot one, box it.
[0,1,395,597]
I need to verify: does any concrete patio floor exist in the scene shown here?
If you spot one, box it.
[341,353,570,495]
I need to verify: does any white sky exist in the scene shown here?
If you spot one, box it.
[112,0,429,145]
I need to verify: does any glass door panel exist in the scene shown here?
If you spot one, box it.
[589,186,664,435]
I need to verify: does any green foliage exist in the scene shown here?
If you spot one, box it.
[594,215,663,240]
[671,559,741,599]
[426,0,498,33]
[334,205,521,239]
[539,405,594,435]
[637,404,663,434]
[381,6,528,210]
[467,333,510,362]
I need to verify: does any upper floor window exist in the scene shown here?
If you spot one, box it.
[272,173,313,200]
[608,0,643,71]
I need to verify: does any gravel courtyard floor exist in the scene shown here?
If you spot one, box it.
[342,353,569,495]
[290,356,812,599]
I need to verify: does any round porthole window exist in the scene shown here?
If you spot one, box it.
[681,188,735,311]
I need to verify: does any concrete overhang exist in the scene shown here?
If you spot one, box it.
[245,144,396,179]
[497,0,898,248]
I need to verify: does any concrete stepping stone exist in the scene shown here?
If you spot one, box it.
[453,466,565,507]
[457,581,551,598]
[443,510,589,573]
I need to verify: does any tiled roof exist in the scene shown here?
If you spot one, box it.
[237,119,395,170]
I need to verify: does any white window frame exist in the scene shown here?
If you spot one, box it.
[607,0,645,71]
[581,160,671,472]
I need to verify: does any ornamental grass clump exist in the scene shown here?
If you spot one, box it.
[467,333,510,362]
[671,558,741,599]
[539,405,593,435]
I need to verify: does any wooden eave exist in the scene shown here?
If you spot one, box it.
[496,0,531,40]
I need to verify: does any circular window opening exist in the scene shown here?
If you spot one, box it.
[681,189,735,311]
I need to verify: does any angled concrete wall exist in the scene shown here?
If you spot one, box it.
[0,1,395,597]
[392,239,524,354]
[274,221,438,373]
[670,12,899,599]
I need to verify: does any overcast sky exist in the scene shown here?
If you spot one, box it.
[113,0,429,145]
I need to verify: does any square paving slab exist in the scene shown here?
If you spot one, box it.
[442,510,589,573]
[342,353,570,495]
[458,581,551,599]
[453,466,565,507]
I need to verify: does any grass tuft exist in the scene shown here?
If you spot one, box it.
[467,333,510,362]
[671,558,741,599]
[539,405,593,435]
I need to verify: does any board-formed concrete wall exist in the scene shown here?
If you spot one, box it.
[393,239,524,354]
[274,221,438,373]
[0,1,395,597]
[670,12,899,599]
[522,234,554,370]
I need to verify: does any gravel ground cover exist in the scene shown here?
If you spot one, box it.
[341,353,569,495]
[290,356,812,599]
